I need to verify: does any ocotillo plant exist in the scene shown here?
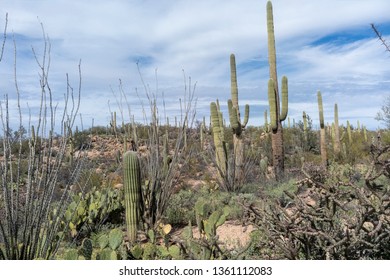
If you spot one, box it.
[131,115,138,151]
[266,1,288,179]
[228,54,250,184]
[200,117,206,149]
[210,102,228,180]
[111,111,117,136]
[317,91,328,167]
[123,151,143,243]
[333,103,341,158]
[67,126,75,166]
[162,130,171,176]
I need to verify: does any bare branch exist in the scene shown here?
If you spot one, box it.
[0,13,8,62]
[371,23,390,53]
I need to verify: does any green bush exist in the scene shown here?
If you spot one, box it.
[165,189,198,226]
[55,186,124,240]
[165,186,258,226]
[262,178,298,205]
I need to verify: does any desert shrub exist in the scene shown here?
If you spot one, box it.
[243,144,390,259]
[239,183,261,194]
[341,131,370,164]
[165,185,257,226]
[56,186,124,241]
[75,169,106,191]
[240,229,279,260]
[262,178,298,206]
[165,189,198,226]
[380,130,390,145]
[73,130,92,150]
[90,125,110,135]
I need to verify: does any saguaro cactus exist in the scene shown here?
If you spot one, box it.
[333,103,341,158]
[317,91,328,167]
[210,102,228,179]
[266,1,288,179]
[303,111,308,150]
[123,151,143,243]
[228,54,250,183]
[347,120,352,144]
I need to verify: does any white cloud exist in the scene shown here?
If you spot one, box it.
[0,0,389,130]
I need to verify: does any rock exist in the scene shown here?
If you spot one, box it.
[113,183,123,189]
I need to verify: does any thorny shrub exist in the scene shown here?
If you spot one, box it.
[242,143,390,259]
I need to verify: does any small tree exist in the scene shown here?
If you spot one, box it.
[371,23,390,53]
[372,24,390,129]
[375,95,390,129]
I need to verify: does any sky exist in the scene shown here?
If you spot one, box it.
[0,0,389,132]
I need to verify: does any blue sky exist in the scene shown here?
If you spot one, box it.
[0,0,389,131]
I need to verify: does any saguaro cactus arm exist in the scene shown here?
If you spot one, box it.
[228,99,239,130]
[280,76,288,121]
[229,54,250,131]
[242,104,249,127]
[268,79,277,131]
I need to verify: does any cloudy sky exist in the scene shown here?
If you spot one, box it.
[0,0,389,131]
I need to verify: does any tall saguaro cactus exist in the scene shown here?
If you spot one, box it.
[228,54,249,183]
[303,111,308,149]
[317,91,328,167]
[266,1,288,179]
[347,120,352,144]
[123,151,143,243]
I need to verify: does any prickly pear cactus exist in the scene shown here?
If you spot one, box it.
[96,248,118,260]
[108,228,123,251]
[80,238,93,260]
[63,249,79,260]
[97,233,109,250]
